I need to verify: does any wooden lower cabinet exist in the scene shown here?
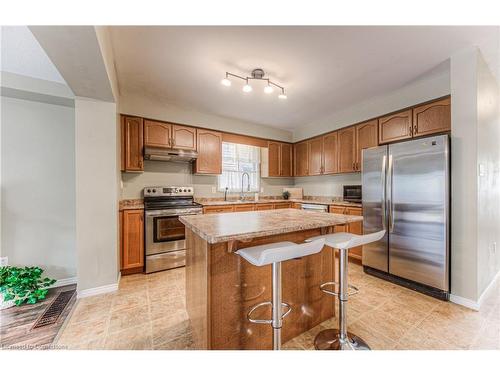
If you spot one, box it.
[121,209,144,274]
[233,204,255,212]
[273,202,292,209]
[203,205,234,214]
[255,203,274,211]
[202,202,294,213]
[329,205,363,261]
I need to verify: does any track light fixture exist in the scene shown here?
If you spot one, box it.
[221,68,287,99]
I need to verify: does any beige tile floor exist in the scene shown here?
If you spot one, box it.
[56,262,500,350]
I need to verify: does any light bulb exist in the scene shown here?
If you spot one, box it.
[243,84,253,93]
[264,85,274,94]
[221,78,231,87]
[278,93,287,99]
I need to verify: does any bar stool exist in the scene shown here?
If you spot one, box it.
[236,239,326,350]
[306,230,386,350]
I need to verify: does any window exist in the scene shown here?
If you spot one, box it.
[218,142,260,193]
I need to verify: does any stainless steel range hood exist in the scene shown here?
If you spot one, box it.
[144,146,198,162]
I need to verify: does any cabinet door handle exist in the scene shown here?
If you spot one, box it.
[413,125,418,135]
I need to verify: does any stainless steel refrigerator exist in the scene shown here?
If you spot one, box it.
[362,134,450,299]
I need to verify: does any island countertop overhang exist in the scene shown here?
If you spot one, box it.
[179,208,362,244]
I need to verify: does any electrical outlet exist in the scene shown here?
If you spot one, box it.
[211,186,216,194]
[0,257,8,266]
[260,187,264,193]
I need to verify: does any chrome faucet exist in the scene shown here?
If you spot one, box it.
[240,172,250,201]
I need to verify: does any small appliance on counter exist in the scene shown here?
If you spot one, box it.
[144,186,202,273]
[343,185,362,203]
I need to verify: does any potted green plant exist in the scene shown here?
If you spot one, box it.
[0,266,56,309]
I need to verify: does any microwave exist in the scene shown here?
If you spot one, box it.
[343,185,362,203]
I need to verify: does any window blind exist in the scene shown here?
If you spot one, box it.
[218,142,261,193]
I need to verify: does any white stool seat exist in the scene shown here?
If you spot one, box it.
[306,230,386,250]
[236,239,326,267]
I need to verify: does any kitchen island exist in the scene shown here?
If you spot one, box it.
[180,208,362,350]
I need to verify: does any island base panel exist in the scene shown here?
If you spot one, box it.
[185,227,336,349]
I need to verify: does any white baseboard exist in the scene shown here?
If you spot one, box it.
[449,294,480,311]
[77,282,118,299]
[450,269,500,311]
[51,277,78,288]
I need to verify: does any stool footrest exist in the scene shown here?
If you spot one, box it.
[319,281,359,297]
[247,301,292,324]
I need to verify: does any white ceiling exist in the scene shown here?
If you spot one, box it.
[110,26,497,130]
[1,26,66,84]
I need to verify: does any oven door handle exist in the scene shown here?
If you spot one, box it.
[145,210,202,217]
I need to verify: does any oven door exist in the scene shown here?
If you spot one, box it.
[145,210,191,256]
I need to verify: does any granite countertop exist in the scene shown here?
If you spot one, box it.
[179,208,363,244]
[195,198,362,208]
[119,197,362,211]
[119,199,144,211]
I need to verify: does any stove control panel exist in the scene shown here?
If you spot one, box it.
[144,186,194,197]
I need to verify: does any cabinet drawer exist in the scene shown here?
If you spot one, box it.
[273,202,291,209]
[233,204,255,212]
[255,203,274,211]
[203,205,234,214]
[329,205,346,214]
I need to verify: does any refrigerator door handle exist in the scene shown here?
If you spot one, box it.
[388,154,394,233]
[381,154,387,230]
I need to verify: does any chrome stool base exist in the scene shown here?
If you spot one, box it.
[314,329,370,350]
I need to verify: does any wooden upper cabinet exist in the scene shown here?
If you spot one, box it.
[122,116,144,172]
[323,132,339,174]
[194,129,222,174]
[268,142,281,177]
[172,124,197,150]
[121,209,144,270]
[413,97,451,137]
[308,137,323,176]
[355,120,378,171]
[294,141,309,177]
[144,119,170,148]
[268,141,293,177]
[379,109,413,144]
[280,143,293,177]
[338,126,356,173]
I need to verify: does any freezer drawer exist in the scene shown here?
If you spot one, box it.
[145,250,185,273]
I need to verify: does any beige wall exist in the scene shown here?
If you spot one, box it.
[450,48,479,302]
[121,161,294,199]
[119,92,293,142]
[294,173,361,197]
[450,46,500,303]
[75,97,119,293]
[1,95,76,280]
[293,66,450,142]
[476,53,500,297]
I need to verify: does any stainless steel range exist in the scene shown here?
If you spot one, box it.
[144,186,202,273]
